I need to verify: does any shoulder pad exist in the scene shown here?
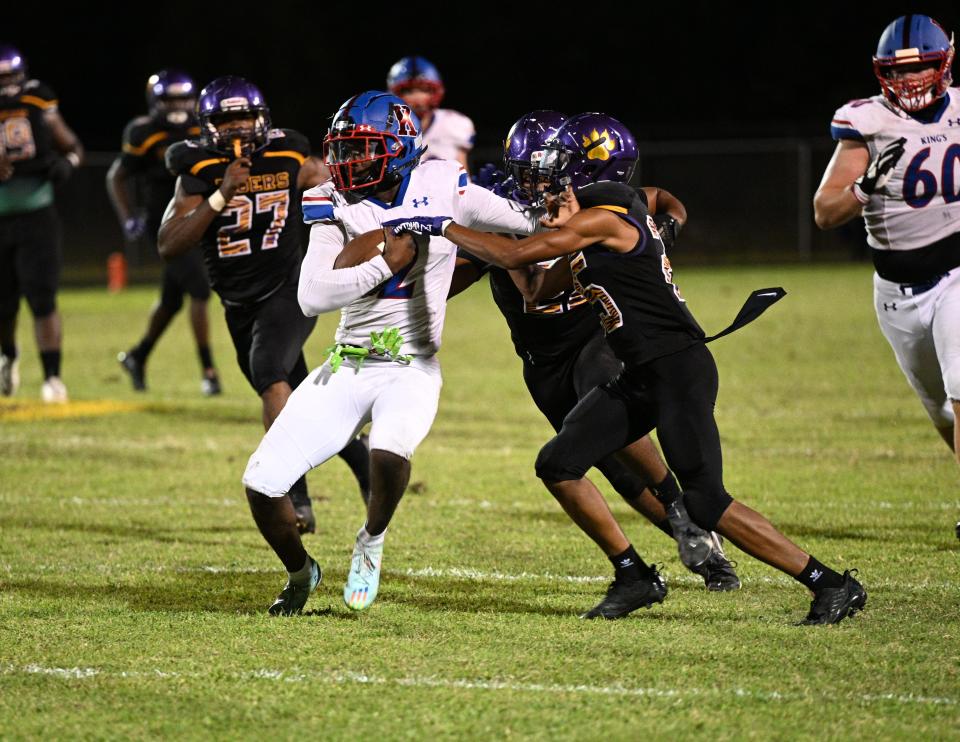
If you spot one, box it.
[302,181,337,224]
[19,79,57,110]
[576,181,637,211]
[165,139,212,175]
[274,128,311,156]
[122,116,160,149]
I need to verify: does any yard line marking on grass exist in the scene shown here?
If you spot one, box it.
[2,664,956,708]
[0,400,149,422]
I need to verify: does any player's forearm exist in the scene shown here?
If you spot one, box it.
[651,187,687,224]
[157,206,218,260]
[297,257,393,316]
[444,224,533,269]
[813,185,863,230]
[105,160,133,223]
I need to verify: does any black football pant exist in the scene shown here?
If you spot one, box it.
[523,331,655,499]
[535,342,734,530]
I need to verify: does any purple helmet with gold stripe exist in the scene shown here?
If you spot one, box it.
[197,76,271,156]
[0,44,27,99]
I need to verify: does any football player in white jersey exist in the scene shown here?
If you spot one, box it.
[387,56,475,172]
[241,91,539,614]
[814,14,960,539]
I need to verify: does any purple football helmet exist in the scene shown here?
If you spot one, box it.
[197,76,271,157]
[537,112,638,193]
[0,44,27,99]
[146,69,197,126]
[503,110,567,205]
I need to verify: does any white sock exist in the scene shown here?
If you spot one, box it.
[358,524,386,547]
[287,555,314,585]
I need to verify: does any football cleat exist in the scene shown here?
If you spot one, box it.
[0,353,19,396]
[343,531,384,611]
[665,499,714,570]
[798,570,867,626]
[288,491,315,535]
[689,533,741,591]
[580,564,668,620]
[200,373,222,396]
[118,350,146,391]
[40,376,68,404]
[268,557,321,616]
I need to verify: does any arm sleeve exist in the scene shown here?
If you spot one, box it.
[454,183,540,235]
[297,222,393,316]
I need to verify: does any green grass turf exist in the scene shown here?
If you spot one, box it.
[1,263,958,740]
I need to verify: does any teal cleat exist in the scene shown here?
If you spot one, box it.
[268,557,321,616]
[343,533,383,611]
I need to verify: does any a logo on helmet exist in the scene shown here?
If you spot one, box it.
[392,104,419,137]
[220,96,250,110]
[583,130,617,161]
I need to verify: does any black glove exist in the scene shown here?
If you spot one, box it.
[853,137,906,203]
[47,156,75,186]
[652,214,682,249]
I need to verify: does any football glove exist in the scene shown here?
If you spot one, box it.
[652,214,682,249]
[123,215,147,241]
[853,137,906,204]
[47,155,75,185]
[383,216,452,237]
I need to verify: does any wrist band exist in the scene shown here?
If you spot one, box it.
[440,218,453,236]
[208,190,227,212]
[851,182,870,206]
[65,152,81,168]
[375,241,385,253]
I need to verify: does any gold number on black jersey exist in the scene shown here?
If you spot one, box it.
[216,191,290,258]
[0,115,37,162]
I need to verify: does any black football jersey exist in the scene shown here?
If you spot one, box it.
[488,265,598,365]
[165,129,310,305]
[569,181,704,366]
[0,80,59,179]
[120,114,201,228]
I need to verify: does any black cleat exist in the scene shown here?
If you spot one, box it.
[798,569,867,626]
[690,533,741,591]
[580,565,668,620]
[289,491,316,535]
[268,558,321,616]
[201,373,222,396]
[666,499,714,570]
[117,350,146,391]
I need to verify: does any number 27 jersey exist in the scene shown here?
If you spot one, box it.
[831,88,960,251]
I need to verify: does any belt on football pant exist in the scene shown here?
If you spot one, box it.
[898,272,950,297]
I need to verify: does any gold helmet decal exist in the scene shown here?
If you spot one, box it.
[582,129,616,161]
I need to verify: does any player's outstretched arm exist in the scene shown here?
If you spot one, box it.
[444,208,631,269]
[814,140,871,230]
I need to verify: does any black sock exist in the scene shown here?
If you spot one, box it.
[1,344,16,359]
[39,350,60,379]
[653,471,682,506]
[338,436,370,493]
[796,556,845,591]
[131,337,155,363]
[288,476,310,507]
[609,544,648,583]
[197,345,214,371]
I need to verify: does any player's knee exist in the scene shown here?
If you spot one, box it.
[26,292,56,319]
[535,438,587,482]
[943,363,960,408]
[683,487,734,531]
[242,445,293,498]
[250,362,287,396]
[160,285,184,314]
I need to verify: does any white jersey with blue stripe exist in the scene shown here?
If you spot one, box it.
[421,108,475,162]
[831,88,960,251]
[300,159,537,356]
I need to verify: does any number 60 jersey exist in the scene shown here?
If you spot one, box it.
[831,90,960,258]
[165,129,310,305]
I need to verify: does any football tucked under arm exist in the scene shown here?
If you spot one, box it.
[334,228,388,268]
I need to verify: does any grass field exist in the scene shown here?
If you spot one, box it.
[1,263,958,740]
